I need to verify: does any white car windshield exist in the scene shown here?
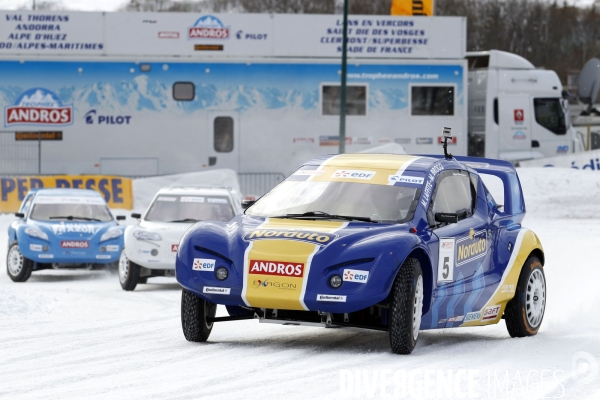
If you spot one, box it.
[145,195,235,223]
[246,181,421,224]
[30,196,113,222]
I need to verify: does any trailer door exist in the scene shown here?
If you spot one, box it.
[497,95,532,160]
[207,111,239,171]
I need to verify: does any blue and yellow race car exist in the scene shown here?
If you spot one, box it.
[176,151,546,354]
[7,189,125,282]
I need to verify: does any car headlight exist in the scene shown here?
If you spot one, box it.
[100,227,124,242]
[133,230,162,241]
[24,227,49,241]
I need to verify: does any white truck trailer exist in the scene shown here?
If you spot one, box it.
[0,11,577,183]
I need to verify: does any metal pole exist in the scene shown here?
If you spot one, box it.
[33,0,36,10]
[338,0,349,154]
[38,131,41,174]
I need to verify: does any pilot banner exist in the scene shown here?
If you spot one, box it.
[0,175,133,213]
[391,0,435,16]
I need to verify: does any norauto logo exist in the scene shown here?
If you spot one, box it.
[188,15,229,39]
[5,88,73,127]
[456,229,487,266]
[243,229,337,246]
[61,241,89,248]
[249,260,304,277]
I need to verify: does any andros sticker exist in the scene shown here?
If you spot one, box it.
[5,88,73,127]
[482,305,501,321]
[249,260,304,277]
[188,15,229,39]
[193,258,216,271]
[332,170,375,180]
[343,269,369,283]
[61,240,89,249]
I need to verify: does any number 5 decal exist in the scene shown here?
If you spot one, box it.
[437,238,455,283]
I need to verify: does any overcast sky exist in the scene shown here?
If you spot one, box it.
[0,0,597,12]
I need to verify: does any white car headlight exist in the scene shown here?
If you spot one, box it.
[100,227,124,242]
[24,227,49,241]
[133,230,162,241]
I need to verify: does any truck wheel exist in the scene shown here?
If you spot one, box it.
[505,256,546,337]
[181,288,217,342]
[6,242,34,283]
[118,250,140,291]
[389,258,423,354]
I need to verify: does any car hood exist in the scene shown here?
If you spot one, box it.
[30,220,118,240]
[181,214,419,271]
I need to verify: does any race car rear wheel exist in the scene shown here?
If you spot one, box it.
[505,256,546,337]
[389,257,423,354]
[118,250,140,291]
[181,288,217,342]
[6,242,34,283]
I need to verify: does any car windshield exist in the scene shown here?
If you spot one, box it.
[144,195,235,223]
[30,196,113,222]
[246,180,421,224]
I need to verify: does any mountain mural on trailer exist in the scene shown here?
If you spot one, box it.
[0,75,425,116]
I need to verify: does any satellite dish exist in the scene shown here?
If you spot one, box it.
[578,58,600,115]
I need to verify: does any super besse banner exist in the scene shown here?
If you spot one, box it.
[0,175,133,212]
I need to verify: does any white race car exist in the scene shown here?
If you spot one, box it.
[119,187,242,290]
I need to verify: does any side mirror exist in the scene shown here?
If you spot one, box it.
[241,200,255,210]
[15,212,25,218]
[435,212,458,224]
[131,213,142,219]
[435,210,468,224]
[561,90,570,100]
[116,215,126,221]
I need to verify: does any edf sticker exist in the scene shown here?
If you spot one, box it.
[437,238,455,283]
[343,269,369,283]
[192,258,216,271]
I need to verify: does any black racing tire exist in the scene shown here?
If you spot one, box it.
[6,242,34,283]
[389,258,424,355]
[505,256,546,337]
[118,250,140,291]
[181,288,217,342]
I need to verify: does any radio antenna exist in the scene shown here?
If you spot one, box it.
[442,127,452,159]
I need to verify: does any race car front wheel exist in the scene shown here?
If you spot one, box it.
[6,242,34,283]
[504,256,546,337]
[118,250,141,291]
[181,288,217,342]
[389,257,423,355]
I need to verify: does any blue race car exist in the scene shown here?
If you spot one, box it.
[7,189,126,282]
[176,150,546,354]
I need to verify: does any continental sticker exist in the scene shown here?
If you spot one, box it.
[243,229,337,246]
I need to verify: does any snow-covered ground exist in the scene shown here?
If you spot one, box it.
[1,168,600,399]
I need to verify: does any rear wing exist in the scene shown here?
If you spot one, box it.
[424,155,525,216]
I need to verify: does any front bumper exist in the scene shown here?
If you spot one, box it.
[125,240,177,270]
[176,259,388,314]
[21,238,121,264]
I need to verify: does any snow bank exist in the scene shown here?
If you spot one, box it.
[517,167,600,219]
[132,169,241,211]
[359,142,406,154]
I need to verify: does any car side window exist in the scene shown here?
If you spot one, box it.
[428,170,474,227]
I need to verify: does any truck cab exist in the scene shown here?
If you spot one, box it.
[467,50,577,162]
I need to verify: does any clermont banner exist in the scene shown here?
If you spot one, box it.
[0,175,133,213]
[391,0,435,16]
